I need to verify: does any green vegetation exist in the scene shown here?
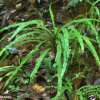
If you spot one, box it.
[0,0,100,99]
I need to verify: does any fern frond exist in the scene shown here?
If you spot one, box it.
[3,43,41,88]
[0,66,15,72]
[55,41,62,97]
[0,31,46,56]
[76,85,100,99]
[70,26,84,52]
[61,27,69,76]
[83,36,100,67]
[30,48,50,82]
[86,21,100,48]
[49,4,57,34]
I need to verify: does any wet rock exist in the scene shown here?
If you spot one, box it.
[8,47,18,54]
[93,78,100,85]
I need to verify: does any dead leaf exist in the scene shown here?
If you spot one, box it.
[0,82,4,90]
[48,51,55,60]
[15,3,22,9]
[32,84,45,93]
[73,77,83,89]
[4,90,9,94]
[29,0,36,5]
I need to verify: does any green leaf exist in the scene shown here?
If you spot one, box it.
[86,21,100,48]
[8,20,42,41]
[0,31,44,56]
[83,36,100,67]
[49,4,57,34]
[55,41,62,97]
[3,44,41,88]
[0,66,15,72]
[61,27,69,76]
[30,48,50,82]
[43,58,52,68]
[70,26,84,52]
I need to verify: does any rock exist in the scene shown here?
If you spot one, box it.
[93,78,100,85]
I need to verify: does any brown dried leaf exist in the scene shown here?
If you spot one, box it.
[32,84,45,93]
[29,0,36,5]
[73,77,83,89]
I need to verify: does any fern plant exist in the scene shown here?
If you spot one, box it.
[76,85,100,100]
[0,1,100,99]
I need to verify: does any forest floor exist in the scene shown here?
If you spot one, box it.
[0,0,100,100]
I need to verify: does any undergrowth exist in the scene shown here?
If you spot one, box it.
[0,0,100,99]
